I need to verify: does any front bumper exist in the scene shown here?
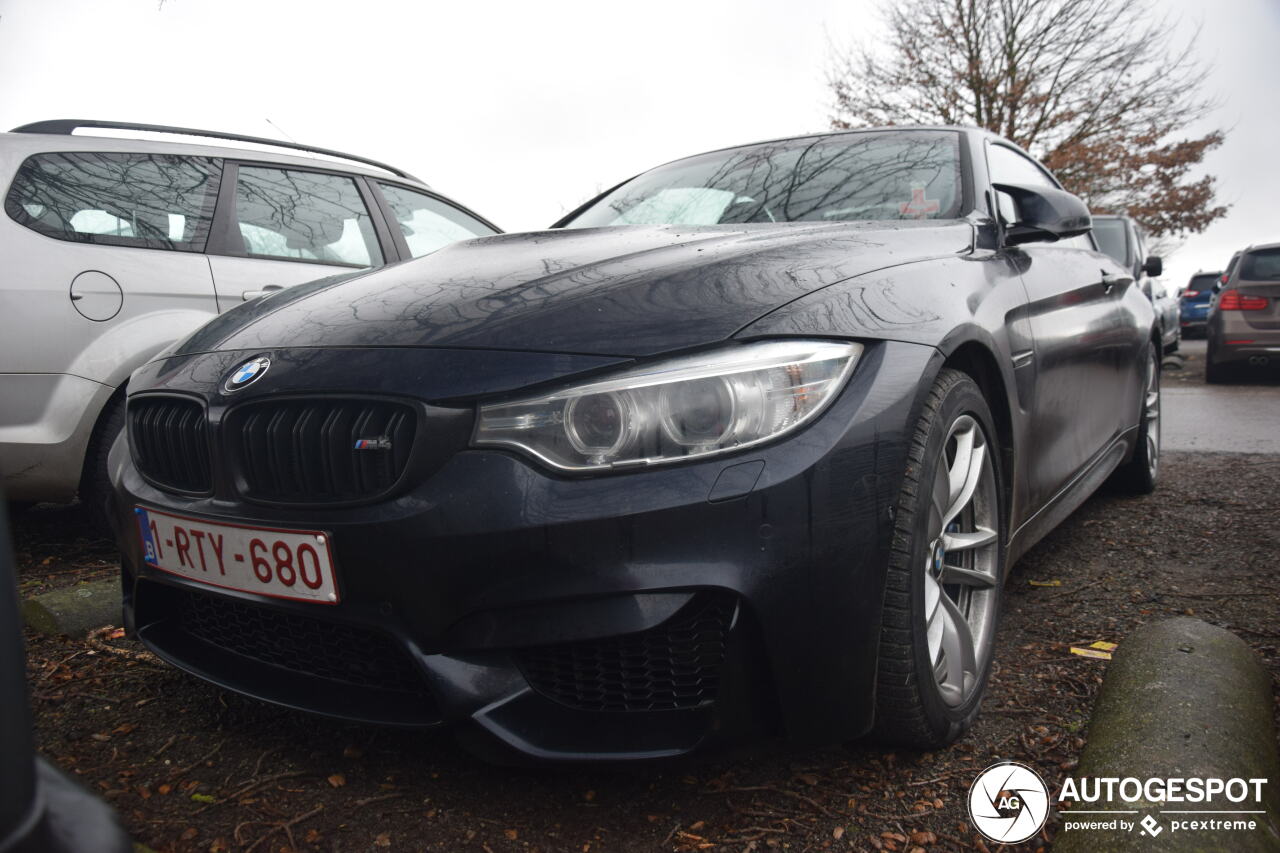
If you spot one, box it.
[109,341,935,761]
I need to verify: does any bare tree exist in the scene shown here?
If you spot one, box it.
[826,0,1228,236]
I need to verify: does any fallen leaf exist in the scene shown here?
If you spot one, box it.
[797,772,820,786]
[504,829,518,840]
[304,829,322,843]
[191,793,216,804]
[583,789,596,802]
[180,827,198,840]
[833,826,845,840]
[158,784,172,795]
[374,832,391,848]
[327,774,346,788]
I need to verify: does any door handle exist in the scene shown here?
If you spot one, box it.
[242,285,285,301]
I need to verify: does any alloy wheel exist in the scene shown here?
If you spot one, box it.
[924,414,1000,707]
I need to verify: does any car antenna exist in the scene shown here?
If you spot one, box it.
[265,118,297,143]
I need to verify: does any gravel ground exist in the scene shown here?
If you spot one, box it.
[10,366,1280,853]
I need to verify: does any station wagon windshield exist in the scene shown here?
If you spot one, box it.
[565,131,962,228]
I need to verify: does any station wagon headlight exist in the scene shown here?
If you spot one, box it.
[473,340,862,472]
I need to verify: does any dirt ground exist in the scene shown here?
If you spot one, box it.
[11,353,1280,853]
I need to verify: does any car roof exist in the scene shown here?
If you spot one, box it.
[1,125,429,189]
[1242,241,1280,253]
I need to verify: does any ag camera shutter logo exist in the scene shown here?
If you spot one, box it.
[968,761,1050,844]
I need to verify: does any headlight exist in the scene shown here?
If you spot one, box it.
[473,340,863,472]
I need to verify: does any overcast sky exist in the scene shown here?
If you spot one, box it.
[1,0,1274,290]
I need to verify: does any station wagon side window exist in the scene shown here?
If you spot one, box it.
[233,166,383,267]
[4,152,221,251]
[375,183,497,259]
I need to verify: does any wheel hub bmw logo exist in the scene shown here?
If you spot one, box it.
[224,356,271,392]
[930,540,946,576]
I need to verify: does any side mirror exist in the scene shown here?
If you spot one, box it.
[1213,280,1223,293]
[1142,255,1163,277]
[992,182,1092,246]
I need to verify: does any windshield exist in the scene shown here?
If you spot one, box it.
[564,131,963,228]
[1092,218,1129,266]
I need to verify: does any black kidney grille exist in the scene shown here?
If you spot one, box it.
[178,589,429,696]
[232,399,416,502]
[517,596,735,712]
[128,396,211,493]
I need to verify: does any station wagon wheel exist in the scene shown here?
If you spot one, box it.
[872,368,1005,748]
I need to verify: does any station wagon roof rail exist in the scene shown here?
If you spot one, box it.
[9,119,423,184]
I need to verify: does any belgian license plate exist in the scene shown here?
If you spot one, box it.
[135,507,339,604]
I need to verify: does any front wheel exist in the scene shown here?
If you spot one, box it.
[872,369,1004,748]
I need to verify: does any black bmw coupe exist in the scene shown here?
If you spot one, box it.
[109,127,1159,762]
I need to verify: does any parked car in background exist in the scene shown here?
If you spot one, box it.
[1092,214,1176,352]
[1179,271,1222,337]
[1206,242,1280,383]
[0,120,499,523]
[110,126,1159,763]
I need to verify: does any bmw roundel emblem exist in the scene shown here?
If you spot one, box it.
[224,356,271,392]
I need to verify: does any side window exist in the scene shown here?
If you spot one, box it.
[376,183,496,258]
[4,152,220,251]
[233,166,383,267]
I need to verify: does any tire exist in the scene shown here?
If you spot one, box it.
[1205,345,1228,384]
[872,368,1005,748]
[1111,342,1160,494]
[79,392,126,536]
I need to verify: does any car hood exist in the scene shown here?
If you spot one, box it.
[176,222,973,358]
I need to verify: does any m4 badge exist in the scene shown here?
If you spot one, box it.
[353,437,392,451]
